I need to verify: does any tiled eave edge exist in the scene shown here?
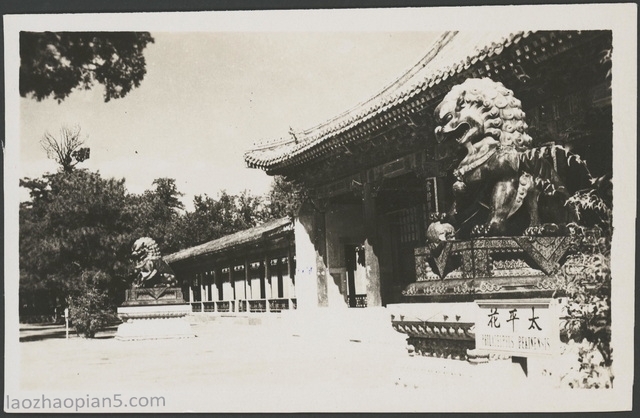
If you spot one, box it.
[165,221,294,265]
[244,31,533,172]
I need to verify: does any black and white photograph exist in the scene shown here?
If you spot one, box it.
[3,3,637,413]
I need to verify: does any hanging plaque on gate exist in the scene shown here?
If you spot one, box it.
[475,299,560,357]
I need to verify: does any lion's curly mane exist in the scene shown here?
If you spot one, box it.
[132,237,162,262]
[446,78,533,151]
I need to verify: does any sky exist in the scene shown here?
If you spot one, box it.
[19,31,440,210]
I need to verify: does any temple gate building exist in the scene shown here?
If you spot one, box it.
[167,30,612,364]
[243,30,612,311]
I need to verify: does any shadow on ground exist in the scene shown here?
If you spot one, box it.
[19,324,118,342]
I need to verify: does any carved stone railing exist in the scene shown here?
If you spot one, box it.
[392,318,476,361]
[393,235,577,362]
[268,298,289,312]
[404,235,574,302]
[248,299,267,313]
[216,301,232,313]
[354,294,367,308]
[188,298,297,314]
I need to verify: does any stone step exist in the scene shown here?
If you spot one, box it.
[186,312,283,326]
[188,308,409,356]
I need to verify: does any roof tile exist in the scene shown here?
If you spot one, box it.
[244,31,531,171]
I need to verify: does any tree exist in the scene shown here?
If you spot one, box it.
[263,176,307,219]
[169,194,226,250]
[125,178,185,254]
[40,125,90,172]
[159,178,306,253]
[236,190,267,230]
[20,31,154,103]
[19,169,135,312]
[168,191,249,251]
[18,167,307,323]
[165,190,270,251]
[151,178,184,211]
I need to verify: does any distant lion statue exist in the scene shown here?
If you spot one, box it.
[131,237,177,288]
[431,78,609,238]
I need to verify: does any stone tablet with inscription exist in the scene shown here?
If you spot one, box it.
[475,299,560,357]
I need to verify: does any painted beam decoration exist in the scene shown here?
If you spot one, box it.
[475,299,560,357]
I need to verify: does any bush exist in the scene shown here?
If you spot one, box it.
[552,229,613,388]
[67,271,117,338]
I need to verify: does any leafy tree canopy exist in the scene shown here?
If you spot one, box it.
[168,190,268,252]
[20,169,134,305]
[263,175,307,219]
[19,170,307,317]
[125,178,185,254]
[151,178,184,211]
[20,31,154,103]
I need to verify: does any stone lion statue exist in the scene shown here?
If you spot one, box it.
[433,78,603,237]
[131,237,177,288]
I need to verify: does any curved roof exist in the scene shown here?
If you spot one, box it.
[164,217,293,264]
[244,31,532,172]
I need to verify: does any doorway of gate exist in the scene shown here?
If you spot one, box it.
[345,244,367,308]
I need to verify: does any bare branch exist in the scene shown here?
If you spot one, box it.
[40,125,88,172]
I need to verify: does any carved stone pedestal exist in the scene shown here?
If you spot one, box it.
[392,236,573,362]
[115,288,195,341]
[406,235,573,301]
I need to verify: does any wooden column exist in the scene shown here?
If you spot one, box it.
[263,260,270,312]
[210,270,217,311]
[229,266,236,312]
[244,259,251,301]
[287,245,295,298]
[200,272,207,303]
[363,182,382,307]
[211,270,219,301]
[263,255,270,299]
[314,204,329,307]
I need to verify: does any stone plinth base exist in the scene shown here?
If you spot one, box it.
[116,304,195,341]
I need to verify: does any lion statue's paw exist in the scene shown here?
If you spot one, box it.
[471,223,493,237]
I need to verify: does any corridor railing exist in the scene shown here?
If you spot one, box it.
[190,298,297,314]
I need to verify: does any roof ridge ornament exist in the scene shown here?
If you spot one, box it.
[243,30,587,174]
[289,126,298,144]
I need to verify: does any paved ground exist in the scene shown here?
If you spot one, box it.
[16,318,561,412]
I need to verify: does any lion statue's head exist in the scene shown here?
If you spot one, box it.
[130,237,177,288]
[131,237,161,268]
[434,78,532,155]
